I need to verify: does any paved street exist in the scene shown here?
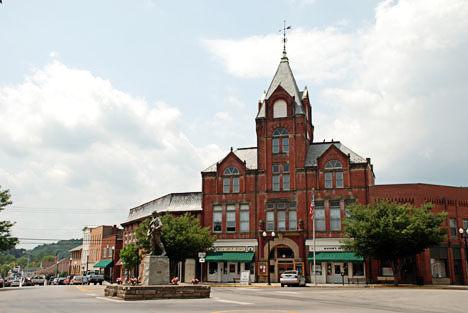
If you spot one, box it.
[1,284,467,313]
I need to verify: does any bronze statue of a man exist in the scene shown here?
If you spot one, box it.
[147,211,167,256]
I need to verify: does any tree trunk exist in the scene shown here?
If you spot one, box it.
[391,259,399,286]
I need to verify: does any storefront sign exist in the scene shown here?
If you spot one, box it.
[240,270,250,285]
[216,247,246,252]
[309,246,344,252]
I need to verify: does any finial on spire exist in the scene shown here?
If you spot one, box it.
[279,20,292,61]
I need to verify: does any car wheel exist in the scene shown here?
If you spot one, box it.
[99,281,102,285]
[281,283,284,287]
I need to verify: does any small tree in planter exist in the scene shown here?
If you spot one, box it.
[119,243,142,284]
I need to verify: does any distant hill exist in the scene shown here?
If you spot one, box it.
[0,239,82,264]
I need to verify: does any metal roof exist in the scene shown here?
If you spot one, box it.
[263,58,305,116]
[305,142,367,166]
[124,192,202,224]
[202,147,258,173]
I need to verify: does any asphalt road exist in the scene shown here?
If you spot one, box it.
[1,284,467,313]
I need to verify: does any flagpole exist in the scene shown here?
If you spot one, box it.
[312,189,316,286]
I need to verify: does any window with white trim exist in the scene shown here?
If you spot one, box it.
[240,204,249,232]
[329,200,341,231]
[223,166,240,193]
[213,206,222,232]
[315,201,326,231]
[272,128,289,154]
[226,205,236,232]
[272,163,290,191]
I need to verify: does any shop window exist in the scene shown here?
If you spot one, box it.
[330,200,341,231]
[209,262,217,274]
[229,264,236,273]
[315,201,325,231]
[240,204,249,232]
[449,218,457,237]
[213,206,222,232]
[312,264,322,276]
[226,205,236,232]
[431,258,448,278]
[288,210,297,231]
[353,263,364,276]
[278,211,286,231]
[381,259,393,276]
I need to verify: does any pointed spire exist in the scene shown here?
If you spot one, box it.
[280,20,291,62]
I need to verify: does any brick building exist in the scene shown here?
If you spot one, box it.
[200,49,468,285]
[69,245,82,276]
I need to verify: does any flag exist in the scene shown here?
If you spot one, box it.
[309,192,315,219]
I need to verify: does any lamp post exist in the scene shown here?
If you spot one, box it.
[459,228,468,270]
[262,231,275,285]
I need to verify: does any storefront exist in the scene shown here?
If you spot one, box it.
[306,238,365,284]
[206,239,257,283]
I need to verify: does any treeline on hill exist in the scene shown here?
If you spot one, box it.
[0,239,81,276]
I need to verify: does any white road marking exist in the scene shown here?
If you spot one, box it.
[85,293,97,296]
[215,299,253,305]
[96,297,123,302]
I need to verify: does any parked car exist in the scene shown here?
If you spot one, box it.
[51,278,59,285]
[47,276,56,285]
[0,276,4,288]
[85,271,104,285]
[70,275,88,285]
[10,277,21,287]
[57,277,67,285]
[23,276,33,286]
[280,270,306,287]
[31,275,45,286]
[63,276,72,285]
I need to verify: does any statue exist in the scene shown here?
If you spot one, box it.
[147,211,167,256]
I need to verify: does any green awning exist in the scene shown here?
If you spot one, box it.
[307,252,364,262]
[205,252,254,263]
[94,259,113,268]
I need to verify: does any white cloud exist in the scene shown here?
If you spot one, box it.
[205,0,468,186]
[0,61,223,243]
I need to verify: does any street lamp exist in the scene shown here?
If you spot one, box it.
[459,228,468,265]
[262,231,275,285]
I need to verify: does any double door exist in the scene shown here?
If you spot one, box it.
[326,263,347,284]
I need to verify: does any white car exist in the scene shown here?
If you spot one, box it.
[10,277,21,287]
[280,270,306,287]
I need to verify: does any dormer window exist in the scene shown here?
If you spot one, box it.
[272,128,289,154]
[324,160,344,188]
[223,166,240,193]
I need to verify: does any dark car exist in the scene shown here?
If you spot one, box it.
[47,276,56,285]
[0,276,4,288]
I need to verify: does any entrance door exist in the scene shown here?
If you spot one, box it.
[333,263,343,284]
[277,261,294,282]
[454,260,463,285]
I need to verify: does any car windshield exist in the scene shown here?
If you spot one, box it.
[283,271,297,274]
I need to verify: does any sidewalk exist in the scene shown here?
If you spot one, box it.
[201,281,468,290]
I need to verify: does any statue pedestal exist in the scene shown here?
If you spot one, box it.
[142,255,170,286]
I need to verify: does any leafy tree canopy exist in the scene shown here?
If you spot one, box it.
[119,243,141,272]
[135,212,215,264]
[0,186,18,251]
[343,200,447,285]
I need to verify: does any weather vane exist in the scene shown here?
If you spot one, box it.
[279,20,292,59]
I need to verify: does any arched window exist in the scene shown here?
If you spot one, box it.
[272,128,289,154]
[325,160,342,169]
[223,166,240,193]
[273,99,287,118]
[324,160,343,188]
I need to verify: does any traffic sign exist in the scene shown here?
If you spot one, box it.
[198,252,206,258]
[199,258,205,263]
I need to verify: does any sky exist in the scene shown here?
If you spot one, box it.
[1,0,467,249]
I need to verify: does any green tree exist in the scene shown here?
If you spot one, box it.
[119,243,142,278]
[41,255,55,263]
[135,213,215,276]
[343,200,447,285]
[0,186,18,251]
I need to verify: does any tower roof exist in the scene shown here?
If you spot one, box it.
[258,55,305,117]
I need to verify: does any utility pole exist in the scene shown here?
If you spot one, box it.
[55,251,58,277]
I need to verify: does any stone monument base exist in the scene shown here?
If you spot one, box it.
[142,255,170,286]
[104,285,211,300]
